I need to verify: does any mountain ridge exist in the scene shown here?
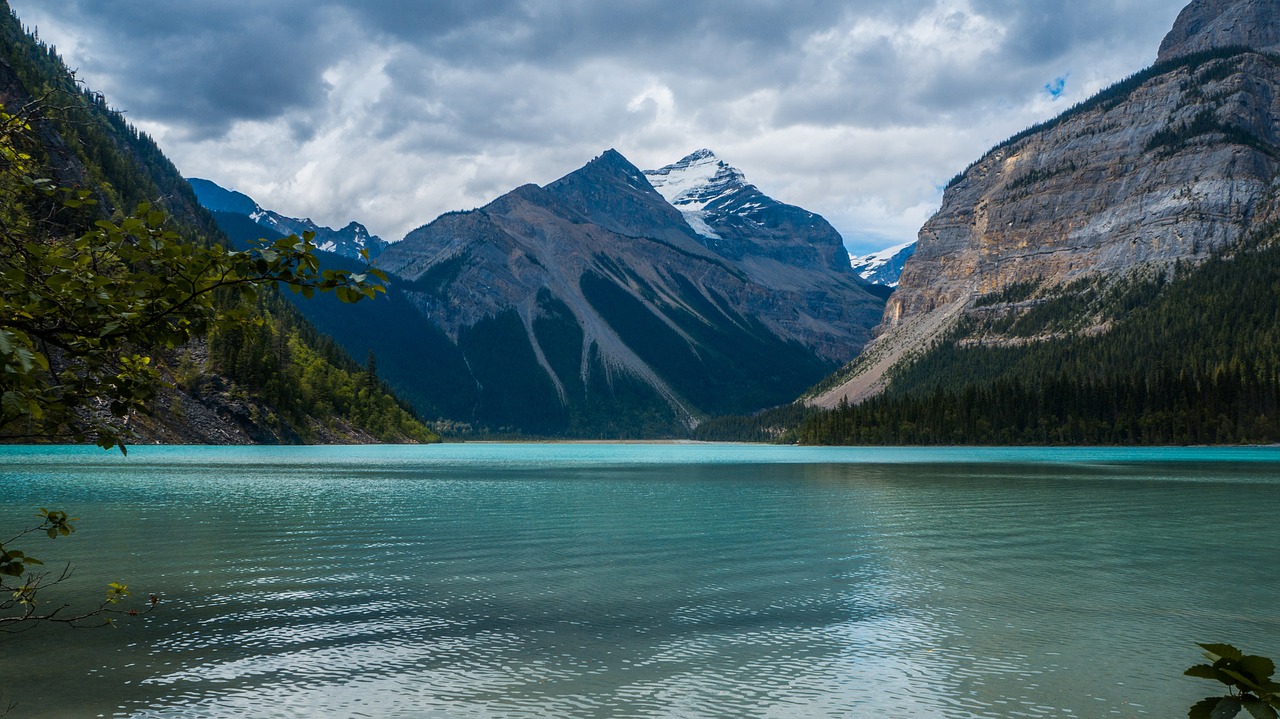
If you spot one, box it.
[850,241,916,287]
[189,178,388,260]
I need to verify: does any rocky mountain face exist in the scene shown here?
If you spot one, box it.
[290,149,884,436]
[189,178,388,260]
[812,0,1280,408]
[644,149,853,273]
[850,242,916,287]
[1158,0,1280,62]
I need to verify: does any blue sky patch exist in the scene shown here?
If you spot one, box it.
[1044,75,1068,99]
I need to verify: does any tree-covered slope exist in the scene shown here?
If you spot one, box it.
[0,1,437,445]
[798,224,1280,445]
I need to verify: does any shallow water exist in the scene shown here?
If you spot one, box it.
[1,444,1277,718]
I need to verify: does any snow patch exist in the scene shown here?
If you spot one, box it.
[681,210,722,240]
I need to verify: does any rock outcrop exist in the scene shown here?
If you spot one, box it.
[888,50,1280,325]
[812,0,1280,408]
[1158,0,1280,63]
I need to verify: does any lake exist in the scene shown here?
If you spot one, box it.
[1,444,1278,718]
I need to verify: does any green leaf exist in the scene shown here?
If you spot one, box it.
[1244,698,1279,719]
[1215,698,1245,719]
[1203,644,1246,662]
[1241,657,1277,682]
[1225,669,1259,689]
[1190,665,1230,681]
[2,391,23,416]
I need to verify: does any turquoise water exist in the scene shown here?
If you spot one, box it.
[1,444,1278,718]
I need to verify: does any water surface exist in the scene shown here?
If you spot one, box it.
[1,444,1277,718]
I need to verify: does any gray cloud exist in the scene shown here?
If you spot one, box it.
[26,0,343,138]
[10,0,1186,255]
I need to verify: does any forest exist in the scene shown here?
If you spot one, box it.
[797,225,1280,445]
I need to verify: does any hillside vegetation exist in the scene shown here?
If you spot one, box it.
[798,224,1280,445]
[0,3,437,445]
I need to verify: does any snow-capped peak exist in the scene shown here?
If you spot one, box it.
[849,240,917,287]
[643,149,747,212]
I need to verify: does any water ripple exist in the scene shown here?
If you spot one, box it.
[0,446,1277,718]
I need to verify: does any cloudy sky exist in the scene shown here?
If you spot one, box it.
[10,0,1186,255]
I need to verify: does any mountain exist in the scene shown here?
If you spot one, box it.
[849,241,916,287]
[643,149,853,273]
[189,178,388,260]
[810,0,1280,410]
[0,2,436,445]
[272,149,885,436]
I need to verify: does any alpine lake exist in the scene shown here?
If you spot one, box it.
[1,444,1277,718]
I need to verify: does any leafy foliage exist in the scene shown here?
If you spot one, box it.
[0,103,392,449]
[1,508,157,630]
[206,296,437,443]
[1186,643,1280,719]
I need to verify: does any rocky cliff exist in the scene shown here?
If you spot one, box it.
[1158,0,1280,62]
[812,0,1280,408]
